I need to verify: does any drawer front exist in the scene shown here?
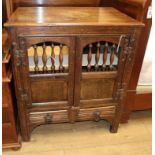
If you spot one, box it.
[78,106,116,122]
[29,110,69,125]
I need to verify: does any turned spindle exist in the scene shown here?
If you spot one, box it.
[95,42,100,71]
[102,42,108,71]
[42,43,48,72]
[33,45,39,72]
[110,44,116,70]
[59,44,64,72]
[87,44,93,71]
[51,43,55,72]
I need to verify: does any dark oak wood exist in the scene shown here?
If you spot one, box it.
[87,44,92,71]
[5,6,143,141]
[77,106,116,122]
[110,44,116,70]
[13,0,101,8]
[5,0,102,18]
[113,0,152,123]
[51,44,55,72]
[5,7,143,27]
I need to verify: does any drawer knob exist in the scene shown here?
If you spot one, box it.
[93,111,101,122]
[44,114,52,124]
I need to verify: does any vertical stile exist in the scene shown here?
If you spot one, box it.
[51,43,55,72]
[110,44,116,70]
[33,45,39,72]
[42,43,48,72]
[59,44,64,72]
[87,44,93,71]
[95,42,100,71]
[102,42,108,71]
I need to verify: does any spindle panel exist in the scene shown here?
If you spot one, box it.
[82,41,120,72]
[24,36,75,112]
[74,36,127,109]
[28,42,69,74]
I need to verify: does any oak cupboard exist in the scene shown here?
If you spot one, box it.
[5,7,143,141]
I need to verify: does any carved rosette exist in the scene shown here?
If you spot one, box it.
[127,37,136,64]
[19,37,27,66]
[122,35,136,64]
[114,34,136,102]
[18,88,29,102]
[12,42,21,66]
[12,38,31,108]
[113,35,133,102]
[12,38,27,67]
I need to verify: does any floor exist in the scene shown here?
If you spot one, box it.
[3,110,152,155]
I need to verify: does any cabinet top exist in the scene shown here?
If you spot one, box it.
[5,7,144,27]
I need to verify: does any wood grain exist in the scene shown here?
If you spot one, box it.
[5,7,144,27]
[81,79,115,100]
[13,0,100,8]
[5,5,143,140]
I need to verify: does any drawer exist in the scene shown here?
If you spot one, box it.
[29,110,69,125]
[78,106,116,122]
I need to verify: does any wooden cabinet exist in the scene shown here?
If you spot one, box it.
[2,29,21,149]
[5,7,143,141]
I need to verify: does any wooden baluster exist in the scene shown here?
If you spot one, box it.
[102,42,108,71]
[110,44,116,70]
[59,44,64,72]
[51,43,55,72]
[87,44,92,71]
[42,43,48,72]
[95,42,100,71]
[33,45,39,72]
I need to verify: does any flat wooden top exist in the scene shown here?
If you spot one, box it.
[5,7,144,27]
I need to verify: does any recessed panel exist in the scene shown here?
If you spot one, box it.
[80,78,114,100]
[31,79,68,103]
[13,0,100,7]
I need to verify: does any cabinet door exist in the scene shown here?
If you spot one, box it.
[74,36,130,109]
[17,37,75,111]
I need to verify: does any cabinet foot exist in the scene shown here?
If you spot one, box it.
[12,146,21,151]
[22,134,31,142]
[110,125,118,133]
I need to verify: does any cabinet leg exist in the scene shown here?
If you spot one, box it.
[110,124,118,133]
[12,146,21,151]
[22,133,31,142]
